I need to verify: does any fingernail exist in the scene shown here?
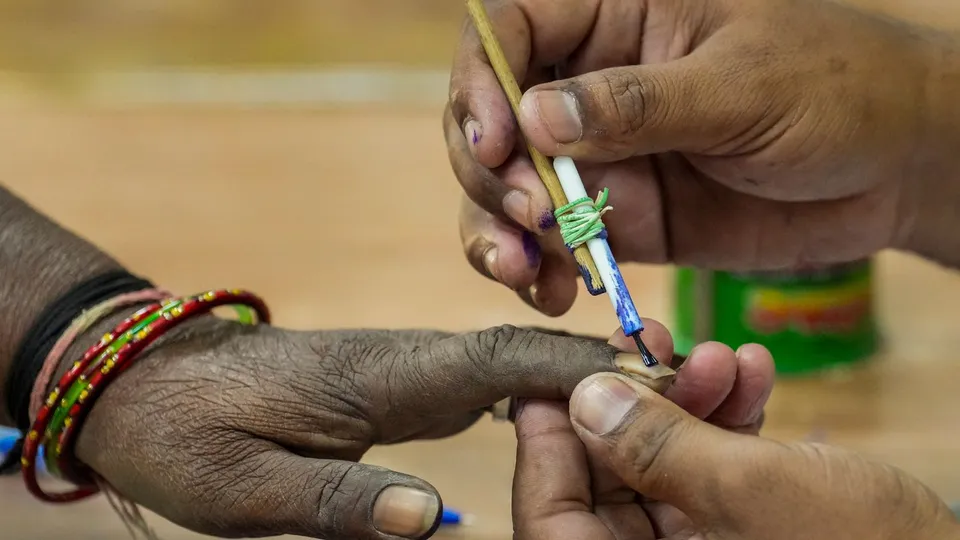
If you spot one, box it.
[532,90,582,144]
[614,354,676,395]
[527,283,540,305]
[464,119,482,151]
[573,375,639,435]
[373,486,440,539]
[502,190,532,228]
[483,247,502,281]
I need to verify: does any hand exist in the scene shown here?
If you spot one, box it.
[514,371,960,540]
[447,0,960,316]
[71,316,677,540]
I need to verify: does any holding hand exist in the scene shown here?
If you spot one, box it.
[514,371,960,540]
[73,317,682,540]
[448,0,960,315]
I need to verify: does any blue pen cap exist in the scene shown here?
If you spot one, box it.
[441,508,461,524]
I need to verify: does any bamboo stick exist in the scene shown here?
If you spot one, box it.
[465,0,605,295]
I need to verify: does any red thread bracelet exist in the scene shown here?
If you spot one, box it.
[22,289,270,503]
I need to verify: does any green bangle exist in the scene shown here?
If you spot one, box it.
[43,300,184,477]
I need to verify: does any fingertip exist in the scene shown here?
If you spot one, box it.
[482,246,502,282]
[715,343,776,428]
[518,89,560,155]
[420,497,444,540]
[665,341,739,419]
[491,231,541,290]
[373,484,443,540]
[475,117,518,168]
[570,372,658,436]
[499,158,555,233]
[606,318,674,365]
[528,268,577,317]
[463,118,483,158]
[571,372,660,406]
[462,208,539,290]
[735,343,776,379]
[686,341,739,369]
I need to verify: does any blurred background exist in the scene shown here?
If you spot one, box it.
[2,1,960,538]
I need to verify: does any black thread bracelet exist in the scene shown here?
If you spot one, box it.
[1,270,154,475]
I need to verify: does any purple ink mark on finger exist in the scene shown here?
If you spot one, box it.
[538,211,557,231]
[521,231,541,268]
[472,128,480,145]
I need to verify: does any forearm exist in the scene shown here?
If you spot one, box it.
[0,185,121,425]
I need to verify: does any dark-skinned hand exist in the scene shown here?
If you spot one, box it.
[68,313,760,540]
[514,373,960,540]
[447,0,960,316]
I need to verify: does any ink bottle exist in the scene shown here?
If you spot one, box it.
[673,259,879,375]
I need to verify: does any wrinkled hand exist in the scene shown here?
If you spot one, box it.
[72,316,678,540]
[447,0,960,315]
[514,371,960,540]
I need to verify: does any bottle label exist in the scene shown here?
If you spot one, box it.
[673,260,878,374]
[745,280,871,335]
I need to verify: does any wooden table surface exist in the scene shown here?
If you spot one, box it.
[0,103,959,539]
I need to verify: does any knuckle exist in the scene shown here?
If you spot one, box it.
[444,324,526,382]
[593,71,662,141]
[472,324,527,365]
[313,461,370,537]
[180,443,277,535]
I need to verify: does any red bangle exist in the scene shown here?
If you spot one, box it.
[22,289,270,503]
[30,289,173,424]
[22,303,164,503]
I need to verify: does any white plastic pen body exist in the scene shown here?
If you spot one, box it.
[553,156,644,335]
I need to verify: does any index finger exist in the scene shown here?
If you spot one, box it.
[450,0,600,169]
[389,322,675,418]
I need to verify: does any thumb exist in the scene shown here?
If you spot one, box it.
[210,450,443,540]
[518,54,761,161]
[568,374,960,540]
[567,372,771,517]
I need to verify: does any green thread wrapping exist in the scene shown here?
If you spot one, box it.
[554,188,613,249]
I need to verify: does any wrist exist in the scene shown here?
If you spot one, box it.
[0,188,122,425]
[61,303,238,471]
[897,32,960,268]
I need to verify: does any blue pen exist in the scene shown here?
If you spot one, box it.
[441,508,464,526]
[0,433,46,474]
[0,433,17,455]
